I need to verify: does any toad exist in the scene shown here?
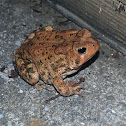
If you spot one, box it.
[13,26,99,96]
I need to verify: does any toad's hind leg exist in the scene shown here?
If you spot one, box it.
[13,52,56,93]
[13,52,39,85]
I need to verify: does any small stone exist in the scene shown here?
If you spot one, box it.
[15,40,21,46]
[0,114,3,118]
[19,89,23,93]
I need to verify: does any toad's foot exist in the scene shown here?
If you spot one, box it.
[53,75,85,96]
[67,81,85,96]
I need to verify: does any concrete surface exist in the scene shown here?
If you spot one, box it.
[0,0,126,126]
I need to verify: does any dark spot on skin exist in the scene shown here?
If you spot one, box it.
[20,66,23,72]
[55,31,58,34]
[65,57,68,60]
[27,67,35,73]
[46,80,50,84]
[48,72,51,76]
[38,32,42,35]
[37,37,40,40]
[60,36,63,39]
[28,74,33,79]
[49,33,53,37]
[65,91,70,96]
[48,56,50,60]
[42,52,44,55]
[52,45,55,48]
[51,64,57,71]
[24,74,28,81]
[58,89,61,92]
[27,41,34,46]
[39,43,43,45]
[48,72,52,80]
[48,55,53,60]
[41,72,45,76]
[44,66,48,70]
[56,60,60,63]
[55,35,59,38]
[25,58,33,64]
[70,34,73,36]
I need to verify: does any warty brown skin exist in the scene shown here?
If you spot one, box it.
[13,26,99,96]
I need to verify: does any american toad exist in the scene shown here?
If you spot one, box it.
[13,26,99,96]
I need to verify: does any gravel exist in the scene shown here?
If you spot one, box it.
[0,0,126,126]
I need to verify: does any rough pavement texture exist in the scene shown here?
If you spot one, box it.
[0,0,126,126]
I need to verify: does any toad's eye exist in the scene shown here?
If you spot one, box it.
[78,47,86,54]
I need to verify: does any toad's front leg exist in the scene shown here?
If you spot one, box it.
[52,75,84,96]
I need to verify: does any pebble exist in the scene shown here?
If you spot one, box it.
[0,114,3,118]
[15,40,21,47]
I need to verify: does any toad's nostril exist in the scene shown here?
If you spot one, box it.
[78,47,86,54]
